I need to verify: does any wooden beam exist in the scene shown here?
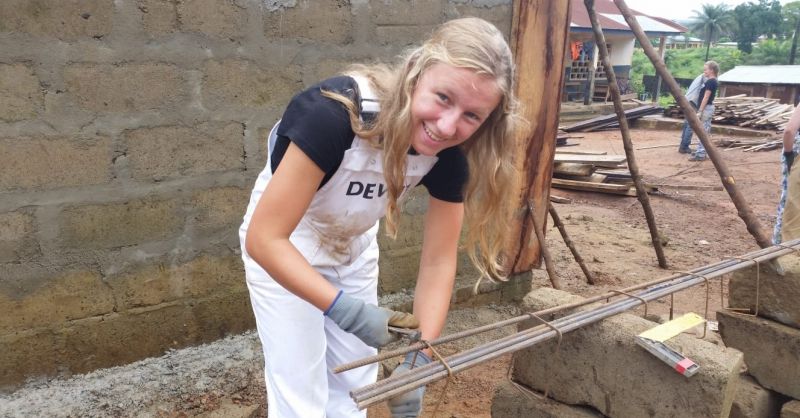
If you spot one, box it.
[586,0,668,268]
[506,0,571,274]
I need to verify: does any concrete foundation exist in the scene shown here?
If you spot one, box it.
[513,288,743,418]
[491,380,603,418]
[728,255,800,329]
[718,310,800,399]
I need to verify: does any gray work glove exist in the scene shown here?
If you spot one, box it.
[388,351,432,418]
[325,292,418,348]
[785,151,796,174]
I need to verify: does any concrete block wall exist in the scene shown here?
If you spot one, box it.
[0,0,513,389]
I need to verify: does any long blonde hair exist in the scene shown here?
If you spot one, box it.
[325,17,524,281]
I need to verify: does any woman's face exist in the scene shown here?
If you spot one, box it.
[410,63,502,156]
[703,64,714,79]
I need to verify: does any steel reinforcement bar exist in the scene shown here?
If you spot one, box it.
[350,239,800,409]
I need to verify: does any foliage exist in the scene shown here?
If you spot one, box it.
[743,39,792,64]
[785,1,800,63]
[629,48,742,96]
[689,3,735,59]
[733,0,783,53]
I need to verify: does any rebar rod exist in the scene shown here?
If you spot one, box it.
[352,241,800,408]
[334,243,779,374]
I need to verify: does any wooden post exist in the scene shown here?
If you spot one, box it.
[549,202,595,285]
[530,201,561,289]
[506,0,571,273]
[585,0,668,268]
[584,43,599,105]
[653,36,666,102]
[613,0,773,249]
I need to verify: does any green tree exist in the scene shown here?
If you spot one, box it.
[733,1,783,53]
[689,4,736,60]
[785,1,800,64]
[743,39,791,64]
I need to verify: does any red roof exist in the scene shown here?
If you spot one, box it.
[570,0,687,35]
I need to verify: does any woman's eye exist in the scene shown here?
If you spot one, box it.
[465,112,481,122]
[436,93,449,102]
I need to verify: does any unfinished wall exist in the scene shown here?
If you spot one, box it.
[0,0,513,389]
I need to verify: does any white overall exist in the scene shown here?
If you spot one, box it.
[239,78,438,418]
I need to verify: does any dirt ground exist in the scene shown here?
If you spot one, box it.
[1,124,784,417]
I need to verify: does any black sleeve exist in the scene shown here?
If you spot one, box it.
[271,76,358,183]
[419,146,468,203]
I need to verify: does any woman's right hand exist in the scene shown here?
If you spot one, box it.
[325,292,419,348]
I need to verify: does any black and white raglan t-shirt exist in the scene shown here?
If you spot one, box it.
[270,76,468,203]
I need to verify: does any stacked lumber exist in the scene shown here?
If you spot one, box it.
[665,95,796,130]
[552,151,658,196]
[561,105,663,133]
[713,95,795,130]
[716,135,782,152]
[556,129,582,147]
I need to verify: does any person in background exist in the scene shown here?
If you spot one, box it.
[677,72,706,154]
[239,17,524,418]
[687,61,719,161]
[773,105,800,243]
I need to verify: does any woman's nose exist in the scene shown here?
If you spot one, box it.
[437,110,459,138]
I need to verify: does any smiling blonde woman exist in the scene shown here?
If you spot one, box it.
[239,17,524,418]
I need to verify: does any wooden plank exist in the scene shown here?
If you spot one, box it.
[549,194,572,204]
[554,149,607,155]
[551,178,637,196]
[646,183,723,191]
[553,162,593,176]
[557,173,608,183]
[554,154,627,167]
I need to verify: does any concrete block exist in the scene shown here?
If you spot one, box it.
[783,401,800,418]
[491,380,603,418]
[514,288,743,418]
[124,123,244,181]
[369,0,444,25]
[263,0,352,44]
[718,310,800,399]
[58,197,183,249]
[730,373,784,418]
[0,0,112,40]
[447,3,512,38]
[177,0,247,39]
[0,210,39,263]
[64,63,186,112]
[729,255,800,328]
[201,60,302,109]
[137,0,179,35]
[109,255,246,309]
[0,329,60,390]
[375,25,438,46]
[61,304,198,375]
[191,187,249,234]
[0,269,115,333]
[189,290,255,341]
[0,63,42,122]
[0,135,111,192]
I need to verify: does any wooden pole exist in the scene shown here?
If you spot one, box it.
[549,202,595,285]
[613,0,773,249]
[584,43,599,105]
[585,0,668,268]
[653,36,666,102]
[530,201,561,289]
[506,0,571,273]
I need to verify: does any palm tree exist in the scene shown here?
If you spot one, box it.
[689,4,735,60]
[785,1,800,64]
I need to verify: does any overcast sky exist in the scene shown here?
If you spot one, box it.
[623,0,794,22]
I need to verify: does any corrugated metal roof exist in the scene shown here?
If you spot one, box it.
[570,0,687,35]
[718,65,800,85]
